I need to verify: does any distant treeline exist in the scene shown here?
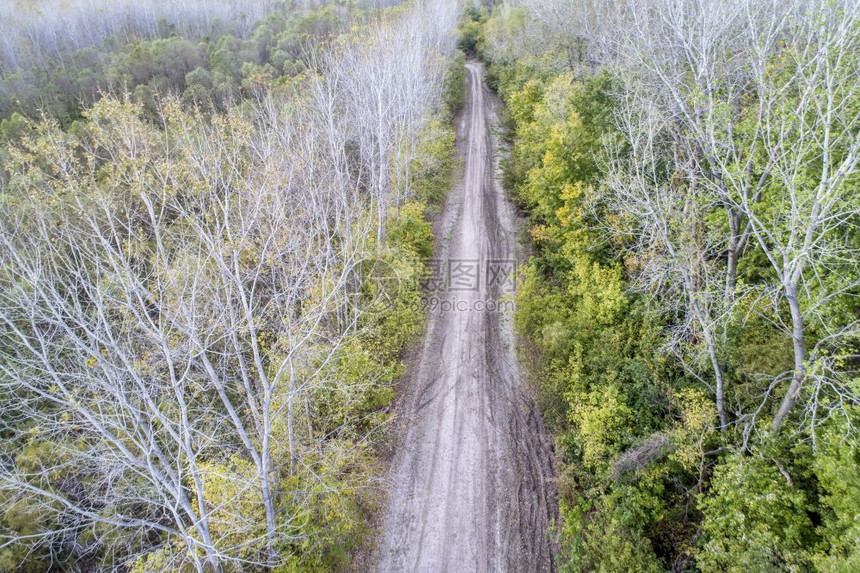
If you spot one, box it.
[0,0,277,71]
[0,0,403,126]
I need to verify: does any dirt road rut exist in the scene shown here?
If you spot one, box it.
[376,62,557,573]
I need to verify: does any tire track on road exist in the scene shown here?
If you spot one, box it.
[376,62,557,573]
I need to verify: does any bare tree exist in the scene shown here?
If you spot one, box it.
[0,96,362,568]
[0,0,459,566]
[603,93,734,430]
[489,0,859,434]
[330,0,455,248]
[0,0,277,73]
[729,1,860,431]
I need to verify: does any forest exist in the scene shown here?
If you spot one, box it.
[0,1,399,125]
[0,0,858,571]
[471,0,859,571]
[0,0,462,569]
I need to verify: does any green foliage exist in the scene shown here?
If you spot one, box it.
[0,446,58,570]
[0,3,352,125]
[570,384,634,470]
[495,52,675,569]
[275,443,373,572]
[696,454,815,571]
[0,113,28,141]
[482,0,860,566]
[313,338,400,438]
[195,456,269,561]
[0,8,460,569]
[561,497,663,573]
[388,202,434,260]
[409,119,459,205]
[811,420,860,571]
[496,62,858,573]
[442,50,467,120]
[358,246,425,364]
[458,21,485,58]
[482,0,860,570]
[457,5,488,57]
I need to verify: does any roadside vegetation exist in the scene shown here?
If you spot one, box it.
[0,1,461,569]
[3,0,857,570]
[477,1,859,570]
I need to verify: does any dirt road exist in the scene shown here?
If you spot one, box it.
[376,62,557,572]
